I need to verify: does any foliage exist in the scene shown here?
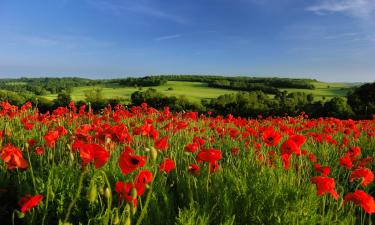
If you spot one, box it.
[347,82,375,118]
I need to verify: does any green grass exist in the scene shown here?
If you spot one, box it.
[280,81,354,100]
[42,81,240,103]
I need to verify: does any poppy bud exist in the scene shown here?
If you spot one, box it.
[112,210,120,224]
[16,210,25,219]
[25,143,30,151]
[105,137,111,145]
[67,143,72,151]
[124,216,131,225]
[130,188,137,199]
[104,187,112,199]
[69,152,75,161]
[150,147,158,161]
[87,184,98,203]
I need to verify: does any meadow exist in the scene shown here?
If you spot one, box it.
[41,80,352,102]
[1,101,375,225]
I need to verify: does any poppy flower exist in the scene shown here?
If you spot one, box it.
[115,182,137,207]
[209,161,220,173]
[1,144,28,170]
[188,163,200,175]
[339,156,353,169]
[281,154,291,170]
[280,139,301,156]
[344,190,375,214]
[79,143,110,169]
[197,148,222,163]
[350,168,374,186]
[44,130,60,148]
[134,170,153,196]
[155,136,168,151]
[18,194,44,213]
[112,124,132,143]
[313,164,331,177]
[262,128,282,147]
[185,143,199,153]
[311,176,339,200]
[118,149,146,174]
[159,159,175,174]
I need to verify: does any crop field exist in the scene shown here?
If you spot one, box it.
[41,80,352,103]
[1,101,375,224]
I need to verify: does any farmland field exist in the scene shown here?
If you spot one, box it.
[1,101,375,225]
[41,80,353,102]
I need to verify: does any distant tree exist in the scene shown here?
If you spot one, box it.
[323,97,354,119]
[54,91,72,106]
[84,88,104,103]
[347,82,375,118]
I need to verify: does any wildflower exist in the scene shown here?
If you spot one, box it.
[344,190,375,214]
[1,144,28,170]
[155,136,168,151]
[350,168,374,186]
[118,148,146,174]
[311,176,339,200]
[159,159,175,174]
[262,128,282,147]
[18,194,43,213]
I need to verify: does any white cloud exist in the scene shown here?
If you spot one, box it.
[85,0,187,24]
[155,34,182,41]
[307,0,375,18]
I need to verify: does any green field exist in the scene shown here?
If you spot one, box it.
[42,81,240,103]
[42,80,354,102]
[280,81,354,100]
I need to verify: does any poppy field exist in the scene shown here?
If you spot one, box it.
[1,101,375,225]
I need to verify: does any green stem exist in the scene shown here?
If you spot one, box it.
[63,171,87,223]
[26,149,37,193]
[135,169,158,225]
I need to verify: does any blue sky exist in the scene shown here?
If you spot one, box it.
[0,0,374,82]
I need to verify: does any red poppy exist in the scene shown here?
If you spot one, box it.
[197,148,222,163]
[115,182,137,207]
[159,159,175,174]
[1,144,28,170]
[281,154,291,170]
[209,161,220,173]
[313,164,331,177]
[339,156,353,169]
[112,124,132,143]
[134,170,153,196]
[118,149,146,174]
[188,163,200,175]
[311,176,339,200]
[262,128,282,147]
[79,143,110,169]
[350,168,374,186]
[18,194,44,213]
[185,143,199,153]
[57,126,68,136]
[228,128,240,138]
[280,139,301,156]
[344,190,375,214]
[155,136,168,151]
[44,130,60,148]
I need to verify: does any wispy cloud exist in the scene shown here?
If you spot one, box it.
[155,34,182,41]
[86,0,187,24]
[13,33,114,49]
[306,0,375,18]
